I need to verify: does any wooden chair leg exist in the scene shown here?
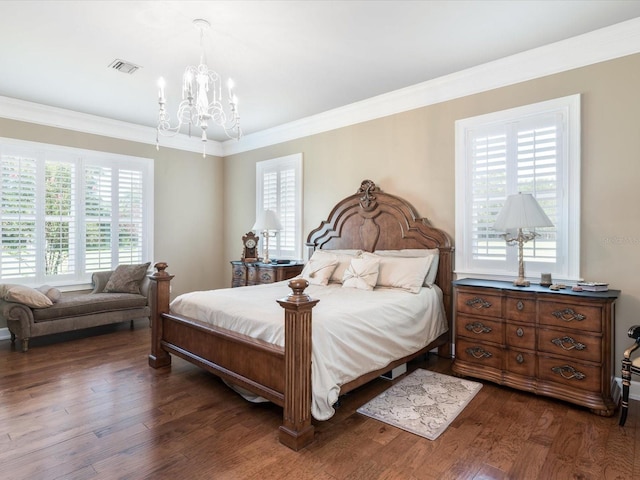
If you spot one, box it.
[620,356,632,426]
[620,339,640,426]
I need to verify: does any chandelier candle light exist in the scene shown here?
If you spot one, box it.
[252,209,282,264]
[156,19,241,157]
[493,192,553,287]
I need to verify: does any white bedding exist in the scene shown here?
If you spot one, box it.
[169,281,448,420]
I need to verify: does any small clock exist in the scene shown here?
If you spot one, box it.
[242,231,259,262]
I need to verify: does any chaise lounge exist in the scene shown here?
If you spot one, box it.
[0,263,151,352]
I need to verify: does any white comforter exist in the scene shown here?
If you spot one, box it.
[170,281,448,420]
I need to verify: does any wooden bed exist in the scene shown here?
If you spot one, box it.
[148,179,453,450]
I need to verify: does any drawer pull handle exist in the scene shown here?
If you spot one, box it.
[466,346,492,359]
[465,322,492,334]
[551,336,586,351]
[466,297,492,310]
[516,353,524,364]
[516,301,524,311]
[551,308,586,322]
[516,327,524,337]
[551,365,586,380]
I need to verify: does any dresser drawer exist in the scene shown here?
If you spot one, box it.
[456,338,503,370]
[456,315,503,345]
[538,300,602,333]
[505,323,535,350]
[538,356,601,392]
[456,290,503,319]
[505,296,536,323]
[505,350,536,377]
[538,328,601,363]
[256,267,276,284]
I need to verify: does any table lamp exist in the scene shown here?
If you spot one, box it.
[493,192,553,287]
[252,209,282,263]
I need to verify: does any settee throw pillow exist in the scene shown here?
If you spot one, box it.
[0,284,53,308]
[37,285,62,303]
[104,262,151,294]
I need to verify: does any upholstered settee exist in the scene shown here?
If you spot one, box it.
[0,264,151,352]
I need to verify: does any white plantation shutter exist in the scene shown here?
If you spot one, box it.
[1,152,38,279]
[256,154,303,260]
[117,169,144,265]
[0,138,153,285]
[85,165,113,272]
[456,95,580,282]
[44,159,76,278]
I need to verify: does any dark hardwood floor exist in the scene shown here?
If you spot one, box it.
[1,322,638,480]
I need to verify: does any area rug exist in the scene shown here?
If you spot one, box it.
[356,369,482,440]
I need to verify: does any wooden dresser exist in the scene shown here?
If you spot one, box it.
[452,278,620,416]
[230,261,304,287]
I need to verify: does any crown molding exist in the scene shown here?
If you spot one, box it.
[222,16,640,156]
[0,95,225,157]
[1,17,639,158]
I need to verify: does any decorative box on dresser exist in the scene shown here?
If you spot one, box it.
[452,278,620,416]
[230,261,304,287]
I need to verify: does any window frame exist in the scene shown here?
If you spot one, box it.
[0,137,154,287]
[255,153,303,261]
[454,94,581,283]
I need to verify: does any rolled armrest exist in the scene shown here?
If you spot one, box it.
[1,299,35,339]
[91,271,114,293]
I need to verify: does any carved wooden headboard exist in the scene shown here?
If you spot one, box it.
[306,179,453,324]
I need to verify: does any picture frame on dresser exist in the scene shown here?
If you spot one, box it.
[452,278,620,416]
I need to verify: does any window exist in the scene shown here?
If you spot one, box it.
[256,153,303,260]
[455,94,580,282]
[1,138,153,286]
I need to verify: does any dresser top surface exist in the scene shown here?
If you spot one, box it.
[453,278,620,299]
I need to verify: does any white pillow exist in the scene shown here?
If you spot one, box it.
[374,248,440,286]
[364,252,433,294]
[308,249,362,284]
[342,256,380,291]
[300,253,338,286]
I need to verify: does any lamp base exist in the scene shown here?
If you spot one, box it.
[513,277,530,287]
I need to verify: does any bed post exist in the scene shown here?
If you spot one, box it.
[276,278,319,451]
[148,262,173,369]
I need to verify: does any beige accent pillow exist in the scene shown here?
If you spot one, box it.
[37,285,62,303]
[342,256,380,291]
[104,262,151,294]
[301,253,338,286]
[365,252,434,294]
[2,284,53,308]
[374,248,440,286]
[317,249,363,283]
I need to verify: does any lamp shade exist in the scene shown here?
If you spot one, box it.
[252,209,282,231]
[493,193,553,231]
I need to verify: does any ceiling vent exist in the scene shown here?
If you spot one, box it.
[108,59,141,74]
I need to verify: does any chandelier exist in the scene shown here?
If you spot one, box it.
[156,19,241,156]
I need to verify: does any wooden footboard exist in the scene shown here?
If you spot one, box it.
[148,263,319,451]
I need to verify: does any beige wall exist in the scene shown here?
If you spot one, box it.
[2,53,639,371]
[224,53,640,372]
[0,118,225,309]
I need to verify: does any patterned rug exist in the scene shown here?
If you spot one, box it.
[356,369,482,440]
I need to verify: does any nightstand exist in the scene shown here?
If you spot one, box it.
[230,261,304,287]
[452,278,620,416]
